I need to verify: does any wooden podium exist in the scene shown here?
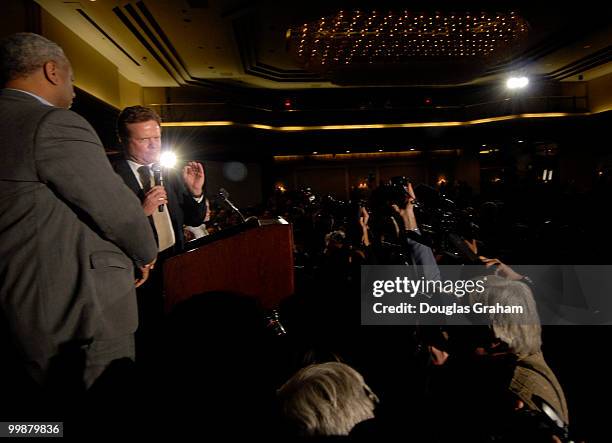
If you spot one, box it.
[163,220,294,313]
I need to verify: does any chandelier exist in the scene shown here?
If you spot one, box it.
[287,10,529,73]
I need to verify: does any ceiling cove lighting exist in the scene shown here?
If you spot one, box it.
[160,112,578,131]
[274,150,422,162]
[161,121,234,127]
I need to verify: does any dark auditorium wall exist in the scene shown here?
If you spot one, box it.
[267,111,612,200]
[589,71,612,114]
[71,88,120,149]
[272,151,478,200]
[203,160,263,208]
[0,1,39,36]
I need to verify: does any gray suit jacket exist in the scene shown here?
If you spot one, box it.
[0,89,158,378]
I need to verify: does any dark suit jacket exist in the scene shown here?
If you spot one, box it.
[0,89,158,381]
[112,159,206,253]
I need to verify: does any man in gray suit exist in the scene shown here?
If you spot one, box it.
[0,33,158,391]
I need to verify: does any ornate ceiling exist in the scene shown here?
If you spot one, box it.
[36,0,612,89]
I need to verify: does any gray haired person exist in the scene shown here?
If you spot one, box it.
[469,274,542,357]
[469,275,569,426]
[277,362,379,436]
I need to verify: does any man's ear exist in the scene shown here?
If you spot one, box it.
[42,60,60,85]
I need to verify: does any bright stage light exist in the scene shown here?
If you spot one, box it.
[160,151,177,168]
[506,76,529,89]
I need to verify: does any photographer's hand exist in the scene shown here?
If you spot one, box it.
[359,207,371,247]
[358,206,369,228]
[391,182,419,231]
[406,182,417,209]
[479,256,524,281]
[465,239,478,255]
[429,345,449,366]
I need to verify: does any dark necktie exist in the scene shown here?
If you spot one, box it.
[137,165,153,193]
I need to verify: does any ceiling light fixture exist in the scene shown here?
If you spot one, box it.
[506,76,529,89]
[287,10,529,71]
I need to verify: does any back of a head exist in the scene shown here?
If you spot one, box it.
[277,362,378,437]
[0,32,65,86]
[469,275,542,357]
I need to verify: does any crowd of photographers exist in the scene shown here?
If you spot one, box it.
[81,176,603,441]
[236,176,602,442]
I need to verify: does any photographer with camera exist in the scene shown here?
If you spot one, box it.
[420,272,571,443]
[360,177,440,281]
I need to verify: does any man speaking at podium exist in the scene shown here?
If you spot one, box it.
[112,106,207,362]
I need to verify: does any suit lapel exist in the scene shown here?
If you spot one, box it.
[113,158,158,245]
[165,171,180,223]
[114,159,145,201]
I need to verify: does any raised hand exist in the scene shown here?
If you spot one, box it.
[479,256,524,281]
[183,161,205,197]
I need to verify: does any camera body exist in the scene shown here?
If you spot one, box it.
[368,176,412,216]
[364,177,481,262]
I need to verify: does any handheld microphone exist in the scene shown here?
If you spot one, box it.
[151,163,164,212]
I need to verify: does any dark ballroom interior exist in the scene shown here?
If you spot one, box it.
[1,0,612,441]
